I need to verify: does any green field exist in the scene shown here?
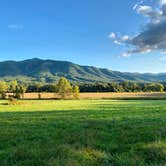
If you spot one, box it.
[0,100,166,166]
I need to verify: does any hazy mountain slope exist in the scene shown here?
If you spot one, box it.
[0,58,166,83]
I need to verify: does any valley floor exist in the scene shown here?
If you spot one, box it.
[0,100,166,165]
[10,92,166,99]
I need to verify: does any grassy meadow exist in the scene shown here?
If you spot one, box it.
[0,99,166,165]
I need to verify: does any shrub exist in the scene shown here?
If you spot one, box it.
[73,85,80,99]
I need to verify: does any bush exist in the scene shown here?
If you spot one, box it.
[73,85,80,99]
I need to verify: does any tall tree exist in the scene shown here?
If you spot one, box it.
[0,81,8,99]
[56,77,72,98]
[9,80,18,98]
[15,85,27,99]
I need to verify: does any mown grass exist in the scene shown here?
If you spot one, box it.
[0,100,166,166]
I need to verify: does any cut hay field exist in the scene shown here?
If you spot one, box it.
[0,100,166,166]
[19,92,166,99]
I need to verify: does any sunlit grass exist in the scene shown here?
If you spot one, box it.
[0,100,166,165]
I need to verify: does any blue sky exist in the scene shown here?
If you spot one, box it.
[0,0,166,73]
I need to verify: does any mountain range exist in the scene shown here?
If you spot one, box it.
[0,58,166,83]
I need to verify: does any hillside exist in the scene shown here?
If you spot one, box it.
[0,58,166,83]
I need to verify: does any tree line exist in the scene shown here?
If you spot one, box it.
[26,82,165,93]
[0,77,165,99]
[0,77,79,99]
[79,82,165,92]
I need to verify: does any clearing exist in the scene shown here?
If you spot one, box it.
[0,100,166,165]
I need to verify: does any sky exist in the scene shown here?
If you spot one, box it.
[0,0,166,73]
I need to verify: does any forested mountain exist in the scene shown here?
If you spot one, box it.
[0,58,166,83]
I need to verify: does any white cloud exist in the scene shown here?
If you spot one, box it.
[108,32,116,39]
[160,0,166,5]
[113,40,121,45]
[122,35,129,41]
[8,24,24,30]
[109,0,166,57]
[122,52,130,57]
[136,5,162,22]
[108,32,122,45]
[137,5,153,15]
[141,48,152,54]
[108,32,130,45]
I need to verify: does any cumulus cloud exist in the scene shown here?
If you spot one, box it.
[122,35,129,41]
[108,32,116,39]
[108,33,130,45]
[160,0,166,5]
[137,5,152,15]
[136,4,162,24]
[109,0,166,56]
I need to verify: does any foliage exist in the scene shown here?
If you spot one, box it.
[27,84,56,92]
[0,77,166,100]
[0,81,8,99]
[15,85,27,99]
[0,77,80,99]
[72,85,80,99]
[79,82,165,93]
[8,81,27,99]
[56,77,72,98]
[35,83,43,92]
[143,83,164,92]
[9,80,18,93]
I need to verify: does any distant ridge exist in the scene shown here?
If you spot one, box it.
[0,58,166,83]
